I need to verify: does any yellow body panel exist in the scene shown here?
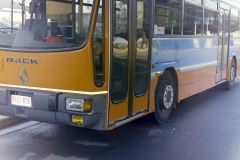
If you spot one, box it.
[0,46,106,93]
[132,93,148,114]
[179,79,199,101]
[226,59,232,81]
[109,99,129,124]
[178,66,217,101]
[178,70,200,101]
[199,66,216,92]
[149,79,156,113]
[221,69,227,80]
[237,59,240,77]
[216,72,221,82]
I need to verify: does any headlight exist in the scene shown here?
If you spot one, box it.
[66,98,92,112]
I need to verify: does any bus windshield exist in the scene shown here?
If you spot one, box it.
[0,0,95,51]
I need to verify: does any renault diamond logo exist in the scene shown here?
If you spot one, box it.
[19,68,29,85]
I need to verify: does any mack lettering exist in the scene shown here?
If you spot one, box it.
[6,57,39,64]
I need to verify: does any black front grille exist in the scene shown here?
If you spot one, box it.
[9,90,34,98]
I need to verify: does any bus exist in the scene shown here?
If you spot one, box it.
[0,0,239,130]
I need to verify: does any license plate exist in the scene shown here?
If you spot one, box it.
[11,95,32,107]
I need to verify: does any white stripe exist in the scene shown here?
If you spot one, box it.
[151,72,162,80]
[0,84,108,95]
[180,61,217,73]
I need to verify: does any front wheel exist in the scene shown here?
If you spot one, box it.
[154,71,177,123]
[222,59,236,90]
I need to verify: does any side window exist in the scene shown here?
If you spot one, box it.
[204,9,218,36]
[154,0,182,35]
[230,9,239,38]
[93,0,104,87]
[204,0,218,36]
[183,3,203,36]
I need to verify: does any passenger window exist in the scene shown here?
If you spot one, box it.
[204,9,218,36]
[230,9,240,38]
[204,0,218,36]
[183,3,203,36]
[154,0,182,35]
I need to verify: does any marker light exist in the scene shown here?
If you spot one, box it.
[66,98,92,112]
[72,115,83,125]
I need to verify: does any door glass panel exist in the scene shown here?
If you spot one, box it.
[223,11,229,70]
[217,9,229,80]
[93,0,104,87]
[111,0,129,103]
[217,11,223,72]
[135,0,150,96]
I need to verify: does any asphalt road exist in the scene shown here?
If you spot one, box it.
[1,79,240,160]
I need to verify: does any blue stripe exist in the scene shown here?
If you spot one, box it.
[151,37,219,73]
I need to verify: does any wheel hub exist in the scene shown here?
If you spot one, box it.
[163,85,173,109]
[231,66,235,81]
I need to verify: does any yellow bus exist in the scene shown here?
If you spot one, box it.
[0,0,240,130]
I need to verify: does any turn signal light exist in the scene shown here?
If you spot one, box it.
[83,99,92,112]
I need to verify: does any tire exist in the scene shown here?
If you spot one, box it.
[154,70,177,123]
[222,59,236,90]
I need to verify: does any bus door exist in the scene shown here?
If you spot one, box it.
[109,0,150,125]
[216,9,230,82]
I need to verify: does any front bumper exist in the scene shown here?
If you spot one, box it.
[0,88,106,130]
